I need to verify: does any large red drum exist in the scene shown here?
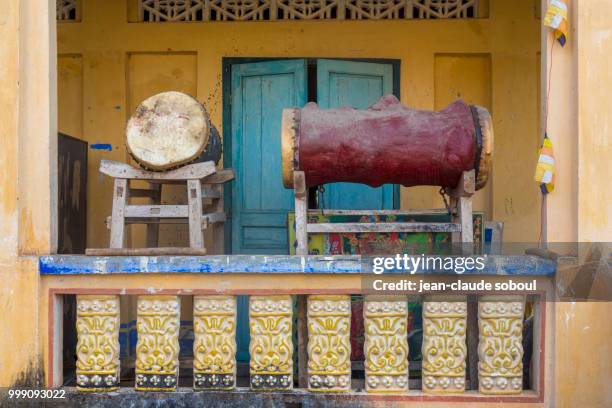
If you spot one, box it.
[282,95,492,190]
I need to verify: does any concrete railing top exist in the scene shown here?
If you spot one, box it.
[39,254,556,276]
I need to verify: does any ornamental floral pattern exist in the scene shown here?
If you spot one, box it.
[76,295,120,392]
[478,297,525,395]
[249,296,293,390]
[307,295,351,392]
[193,296,237,390]
[421,297,467,394]
[135,296,180,391]
[363,296,409,393]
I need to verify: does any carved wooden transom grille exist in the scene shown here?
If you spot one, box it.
[136,0,480,22]
[57,0,78,21]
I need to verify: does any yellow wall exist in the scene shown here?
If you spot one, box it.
[575,0,612,242]
[543,1,612,404]
[57,0,541,249]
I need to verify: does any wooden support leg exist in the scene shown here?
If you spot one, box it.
[110,178,128,248]
[187,179,204,249]
[294,171,308,256]
[458,196,474,249]
[449,170,475,253]
[210,185,224,255]
[145,183,161,248]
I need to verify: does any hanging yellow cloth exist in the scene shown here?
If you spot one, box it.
[534,134,555,194]
[544,0,569,46]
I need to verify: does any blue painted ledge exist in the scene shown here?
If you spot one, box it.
[39,255,556,276]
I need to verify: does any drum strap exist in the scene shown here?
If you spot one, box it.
[293,109,301,173]
[470,105,484,183]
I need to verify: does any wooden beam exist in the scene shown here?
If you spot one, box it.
[106,215,226,227]
[202,212,226,224]
[447,170,475,198]
[145,183,161,248]
[209,184,226,255]
[109,179,128,248]
[130,184,221,199]
[201,188,221,199]
[100,160,216,181]
[128,188,160,199]
[294,171,308,256]
[187,179,204,249]
[305,209,452,216]
[85,247,207,256]
[201,169,235,184]
[124,205,188,218]
[307,222,460,234]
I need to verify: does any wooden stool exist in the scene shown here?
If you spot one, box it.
[86,160,234,256]
[293,170,475,256]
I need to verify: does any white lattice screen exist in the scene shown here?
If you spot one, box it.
[136,0,480,22]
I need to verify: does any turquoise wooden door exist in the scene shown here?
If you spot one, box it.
[230,60,307,362]
[316,59,397,209]
[230,60,307,254]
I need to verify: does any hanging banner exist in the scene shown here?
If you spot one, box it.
[534,134,556,194]
[544,0,569,46]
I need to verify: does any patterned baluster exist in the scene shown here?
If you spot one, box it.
[249,295,293,390]
[478,296,525,394]
[135,296,180,391]
[307,295,351,392]
[136,0,480,22]
[193,296,237,390]
[76,295,120,392]
[364,295,409,393]
[422,296,467,394]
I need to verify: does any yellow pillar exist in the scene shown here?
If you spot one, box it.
[544,2,612,407]
[18,0,58,254]
[0,0,56,388]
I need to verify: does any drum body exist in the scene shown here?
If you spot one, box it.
[282,95,492,190]
[126,91,211,171]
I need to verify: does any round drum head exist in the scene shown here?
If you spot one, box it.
[126,91,210,171]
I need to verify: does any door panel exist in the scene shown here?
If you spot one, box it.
[230,59,307,362]
[230,59,307,254]
[316,59,396,209]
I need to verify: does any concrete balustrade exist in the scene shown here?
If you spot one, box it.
[71,292,528,396]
